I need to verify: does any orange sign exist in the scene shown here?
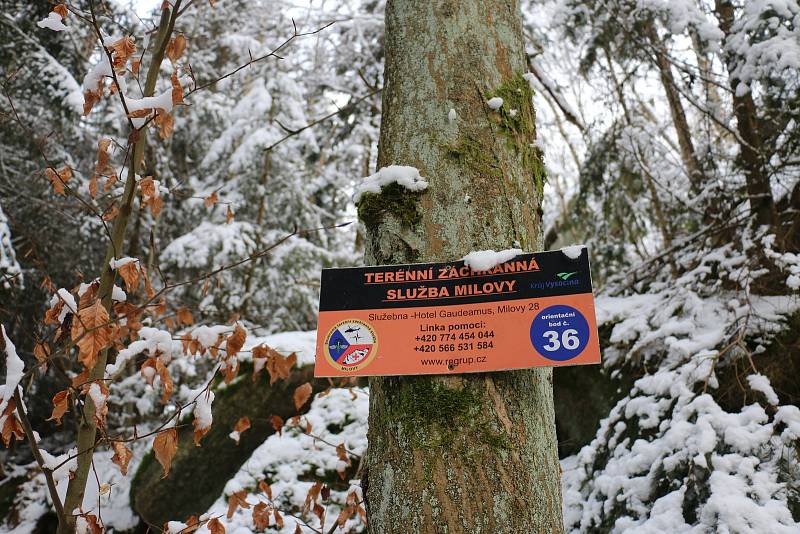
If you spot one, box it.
[314,250,601,377]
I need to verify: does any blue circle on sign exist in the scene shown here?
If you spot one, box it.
[530,305,589,361]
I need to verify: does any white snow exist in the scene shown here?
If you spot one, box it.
[48,288,77,323]
[36,13,67,32]
[486,97,504,110]
[353,165,428,203]
[193,390,215,432]
[747,374,780,405]
[0,204,21,287]
[448,108,457,121]
[0,325,24,427]
[561,244,585,259]
[462,248,523,271]
[109,256,137,269]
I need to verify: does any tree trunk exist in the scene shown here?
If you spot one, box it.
[361,1,563,532]
[714,0,775,228]
[644,21,705,189]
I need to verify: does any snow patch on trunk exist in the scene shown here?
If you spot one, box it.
[353,165,428,202]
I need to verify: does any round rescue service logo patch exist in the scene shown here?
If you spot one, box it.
[324,319,378,372]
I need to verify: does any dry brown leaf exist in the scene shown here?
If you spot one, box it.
[88,174,98,198]
[47,390,70,425]
[53,4,68,18]
[166,35,187,63]
[71,368,91,389]
[230,416,250,444]
[84,513,103,534]
[171,71,184,106]
[225,324,246,358]
[154,110,174,139]
[226,205,234,224]
[108,36,136,70]
[111,441,133,475]
[102,204,119,221]
[95,138,115,176]
[265,351,296,385]
[33,342,48,364]
[252,501,271,529]
[304,481,322,513]
[142,267,156,299]
[118,260,140,293]
[207,517,225,534]
[293,382,312,411]
[104,173,118,192]
[269,415,284,435]
[45,166,72,195]
[153,427,178,478]
[139,176,163,217]
[1,411,24,448]
[130,58,141,77]
[44,300,64,325]
[336,442,350,463]
[155,358,174,403]
[176,307,194,326]
[83,89,102,116]
[127,108,152,119]
[222,358,240,384]
[204,191,219,208]
[273,508,284,529]
[227,489,250,519]
[149,193,164,217]
[258,480,272,501]
[71,299,112,370]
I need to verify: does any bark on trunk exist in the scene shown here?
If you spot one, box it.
[361,1,563,532]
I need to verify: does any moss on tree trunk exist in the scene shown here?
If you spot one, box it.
[361,0,563,531]
[130,365,328,526]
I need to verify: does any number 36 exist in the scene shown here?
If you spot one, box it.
[541,329,580,351]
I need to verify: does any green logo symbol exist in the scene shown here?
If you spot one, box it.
[556,271,578,280]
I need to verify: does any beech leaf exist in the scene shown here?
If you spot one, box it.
[207,517,225,534]
[71,299,112,370]
[225,324,246,358]
[47,390,70,425]
[252,502,270,530]
[118,260,140,293]
[226,489,250,519]
[293,382,312,411]
[111,441,133,475]
[153,427,178,479]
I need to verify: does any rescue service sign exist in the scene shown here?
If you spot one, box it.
[314,248,601,377]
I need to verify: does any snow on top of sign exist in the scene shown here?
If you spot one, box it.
[561,244,585,259]
[462,248,522,271]
[353,165,428,203]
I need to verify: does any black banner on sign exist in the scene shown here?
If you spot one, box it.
[319,248,592,311]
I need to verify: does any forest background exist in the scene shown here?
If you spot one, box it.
[0,0,799,532]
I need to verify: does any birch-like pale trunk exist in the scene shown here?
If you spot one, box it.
[360,1,563,532]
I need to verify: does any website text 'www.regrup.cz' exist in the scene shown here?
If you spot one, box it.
[420,356,487,368]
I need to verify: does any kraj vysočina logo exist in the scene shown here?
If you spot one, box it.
[324,319,378,372]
